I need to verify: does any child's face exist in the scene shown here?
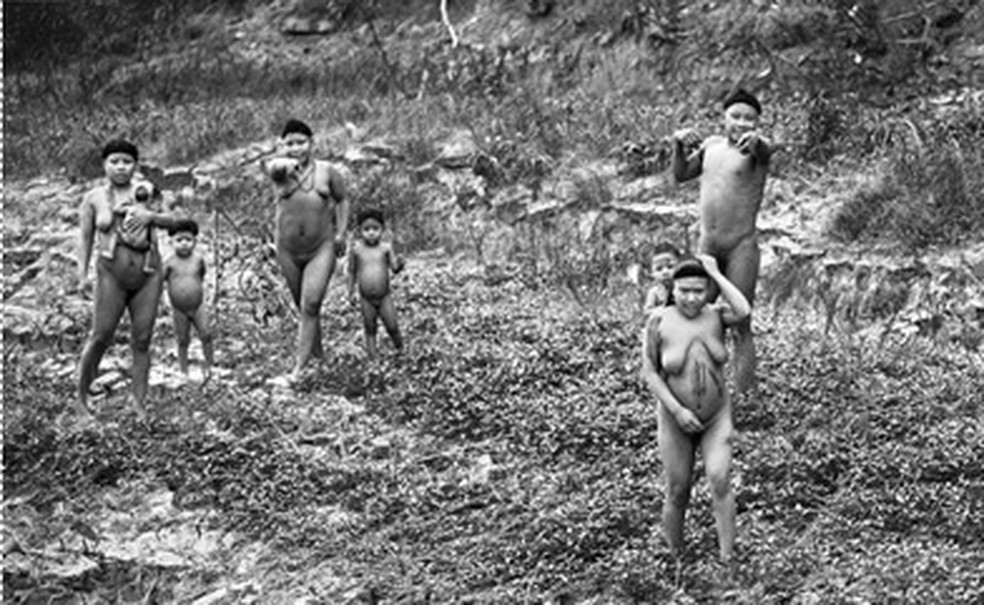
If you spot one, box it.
[673,277,709,318]
[724,102,760,144]
[651,253,677,284]
[282,133,312,161]
[104,152,137,186]
[172,232,196,256]
[360,218,384,245]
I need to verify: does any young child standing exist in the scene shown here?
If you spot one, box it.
[347,208,405,358]
[640,254,750,573]
[163,219,214,382]
[643,242,681,312]
[671,88,771,395]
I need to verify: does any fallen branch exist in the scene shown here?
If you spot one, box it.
[440,0,459,48]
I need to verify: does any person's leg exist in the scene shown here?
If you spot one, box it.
[701,402,736,562]
[377,294,404,352]
[78,269,127,414]
[658,402,697,559]
[360,297,380,358]
[722,237,760,395]
[190,305,214,374]
[293,240,336,377]
[173,310,191,374]
[275,247,308,377]
[127,273,164,411]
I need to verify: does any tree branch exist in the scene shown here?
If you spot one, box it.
[441,0,459,48]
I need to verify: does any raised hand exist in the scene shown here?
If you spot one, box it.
[673,128,703,149]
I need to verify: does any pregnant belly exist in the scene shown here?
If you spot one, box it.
[168,278,203,312]
[665,345,727,423]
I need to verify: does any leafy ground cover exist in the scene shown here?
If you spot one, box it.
[4,253,982,603]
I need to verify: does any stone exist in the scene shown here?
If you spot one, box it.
[434,129,478,169]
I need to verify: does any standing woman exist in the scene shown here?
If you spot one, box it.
[76,139,181,419]
[266,119,351,385]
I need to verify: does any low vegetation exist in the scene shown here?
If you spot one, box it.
[4,0,984,602]
[4,258,983,602]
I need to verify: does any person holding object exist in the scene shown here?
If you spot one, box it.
[266,119,351,386]
[76,139,183,420]
[671,88,771,395]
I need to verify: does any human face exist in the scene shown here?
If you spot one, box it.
[172,232,196,257]
[651,252,677,286]
[360,218,384,246]
[104,152,137,186]
[282,133,312,162]
[673,276,709,318]
[724,102,759,145]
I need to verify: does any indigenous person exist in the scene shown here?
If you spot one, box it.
[347,208,405,357]
[643,242,681,312]
[76,139,182,418]
[640,255,751,566]
[267,119,351,384]
[671,88,771,394]
[163,219,214,382]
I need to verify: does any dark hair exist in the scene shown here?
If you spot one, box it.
[357,208,386,227]
[652,242,681,258]
[282,118,313,138]
[672,257,710,281]
[102,139,139,161]
[168,218,199,237]
[723,88,762,115]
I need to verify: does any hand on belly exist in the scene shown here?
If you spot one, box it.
[666,343,727,423]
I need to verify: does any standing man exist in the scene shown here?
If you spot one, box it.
[671,88,771,394]
[267,119,351,385]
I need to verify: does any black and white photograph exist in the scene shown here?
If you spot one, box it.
[4,0,984,602]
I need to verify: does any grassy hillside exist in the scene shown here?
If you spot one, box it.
[4,1,984,602]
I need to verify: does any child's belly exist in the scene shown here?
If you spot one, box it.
[665,343,727,423]
[168,276,204,312]
[358,266,390,301]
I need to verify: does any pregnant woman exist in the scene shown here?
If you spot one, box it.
[640,254,751,571]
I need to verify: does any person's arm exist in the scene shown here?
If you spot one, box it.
[77,194,96,285]
[697,254,750,325]
[123,188,183,231]
[671,128,703,183]
[640,312,703,433]
[330,166,351,256]
[387,242,405,274]
[738,132,772,166]
[346,246,359,302]
[643,285,661,311]
[198,256,207,280]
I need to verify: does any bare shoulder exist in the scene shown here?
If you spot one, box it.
[81,187,106,205]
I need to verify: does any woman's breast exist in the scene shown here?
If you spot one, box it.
[664,340,728,422]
